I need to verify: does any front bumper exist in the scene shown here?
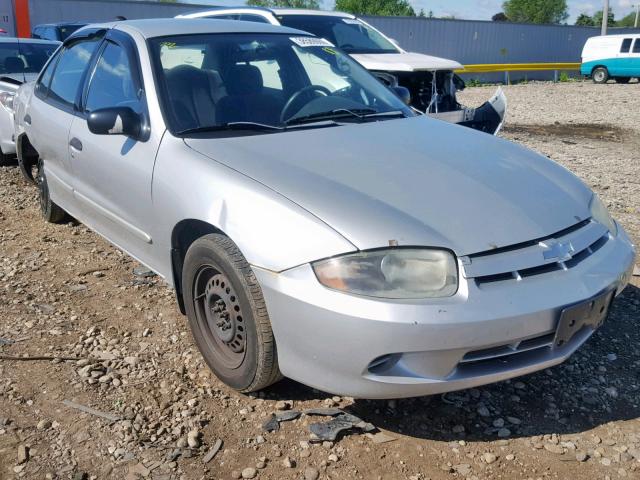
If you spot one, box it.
[255,227,635,399]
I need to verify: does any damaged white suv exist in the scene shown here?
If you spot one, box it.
[16,19,635,399]
[178,8,507,134]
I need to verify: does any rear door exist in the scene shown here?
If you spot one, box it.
[67,30,160,267]
[614,37,633,76]
[26,33,103,212]
[630,38,640,76]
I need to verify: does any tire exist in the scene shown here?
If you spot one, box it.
[614,77,630,84]
[0,147,15,166]
[182,234,281,392]
[592,67,609,84]
[36,158,67,224]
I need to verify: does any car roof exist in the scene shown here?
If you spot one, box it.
[0,37,60,45]
[589,33,640,40]
[34,22,87,27]
[180,6,355,19]
[77,18,306,39]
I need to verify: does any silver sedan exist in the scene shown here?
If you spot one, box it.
[17,19,636,398]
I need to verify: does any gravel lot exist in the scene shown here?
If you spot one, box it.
[1,81,639,480]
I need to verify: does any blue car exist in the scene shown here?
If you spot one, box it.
[581,34,640,84]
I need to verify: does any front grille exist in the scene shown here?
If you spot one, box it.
[463,220,610,287]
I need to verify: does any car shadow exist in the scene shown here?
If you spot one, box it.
[261,283,640,442]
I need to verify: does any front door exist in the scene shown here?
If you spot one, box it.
[68,32,160,268]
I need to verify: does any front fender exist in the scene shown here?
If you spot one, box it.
[151,134,356,282]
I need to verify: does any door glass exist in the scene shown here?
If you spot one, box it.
[620,38,632,53]
[633,39,640,54]
[48,37,101,107]
[86,42,139,112]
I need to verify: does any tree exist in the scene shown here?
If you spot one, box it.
[592,9,615,28]
[492,12,509,21]
[247,0,320,8]
[502,0,568,24]
[334,0,416,17]
[615,11,636,27]
[574,13,594,26]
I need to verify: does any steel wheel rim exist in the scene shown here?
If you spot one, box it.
[594,70,605,82]
[193,265,246,369]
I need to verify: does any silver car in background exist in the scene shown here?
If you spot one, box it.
[16,19,635,399]
[0,37,59,164]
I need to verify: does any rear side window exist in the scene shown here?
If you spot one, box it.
[620,38,632,53]
[633,39,640,54]
[47,37,101,107]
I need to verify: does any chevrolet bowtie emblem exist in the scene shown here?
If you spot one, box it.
[540,240,575,262]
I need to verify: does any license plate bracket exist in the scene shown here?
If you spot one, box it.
[554,290,614,348]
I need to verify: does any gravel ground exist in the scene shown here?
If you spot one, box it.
[1,81,639,480]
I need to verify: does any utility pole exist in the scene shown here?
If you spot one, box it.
[635,3,639,28]
[601,0,609,35]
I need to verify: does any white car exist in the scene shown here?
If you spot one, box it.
[0,37,59,164]
[177,8,507,134]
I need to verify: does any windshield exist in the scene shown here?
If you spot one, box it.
[150,33,412,135]
[0,42,58,75]
[276,15,399,54]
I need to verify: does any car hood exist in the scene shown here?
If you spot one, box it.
[185,116,592,256]
[350,52,463,72]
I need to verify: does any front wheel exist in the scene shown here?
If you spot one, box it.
[182,234,281,392]
[36,159,67,223]
[592,67,609,84]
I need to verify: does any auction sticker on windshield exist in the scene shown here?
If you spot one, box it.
[290,36,334,47]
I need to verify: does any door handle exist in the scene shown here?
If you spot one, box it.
[23,114,31,125]
[69,137,83,151]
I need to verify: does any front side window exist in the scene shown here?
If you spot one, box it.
[633,39,640,54]
[48,37,101,107]
[620,38,632,53]
[150,33,411,135]
[85,41,139,112]
[276,16,398,54]
[0,42,58,75]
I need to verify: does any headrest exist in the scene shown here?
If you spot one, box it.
[225,64,263,96]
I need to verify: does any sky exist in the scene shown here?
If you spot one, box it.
[186,0,639,23]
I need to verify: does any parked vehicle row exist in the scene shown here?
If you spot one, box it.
[177,8,507,134]
[2,17,635,399]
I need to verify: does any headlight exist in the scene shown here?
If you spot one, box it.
[590,194,617,236]
[0,91,15,113]
[312,248,458,299]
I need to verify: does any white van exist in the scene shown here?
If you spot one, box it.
[580,34,640,84]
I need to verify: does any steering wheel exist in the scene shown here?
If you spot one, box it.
[280,85,332,123]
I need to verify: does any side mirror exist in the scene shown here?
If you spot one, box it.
[391,86,411,105]
[87,106,141,139]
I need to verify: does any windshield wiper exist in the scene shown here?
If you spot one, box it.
[285,108,406,126]
[177,121,284,136]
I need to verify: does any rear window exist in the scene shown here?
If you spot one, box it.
[633,39,640,54]
[620,38,632,53]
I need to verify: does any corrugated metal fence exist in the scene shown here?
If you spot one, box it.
[362,15,640,81]
[6,0,640,81]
